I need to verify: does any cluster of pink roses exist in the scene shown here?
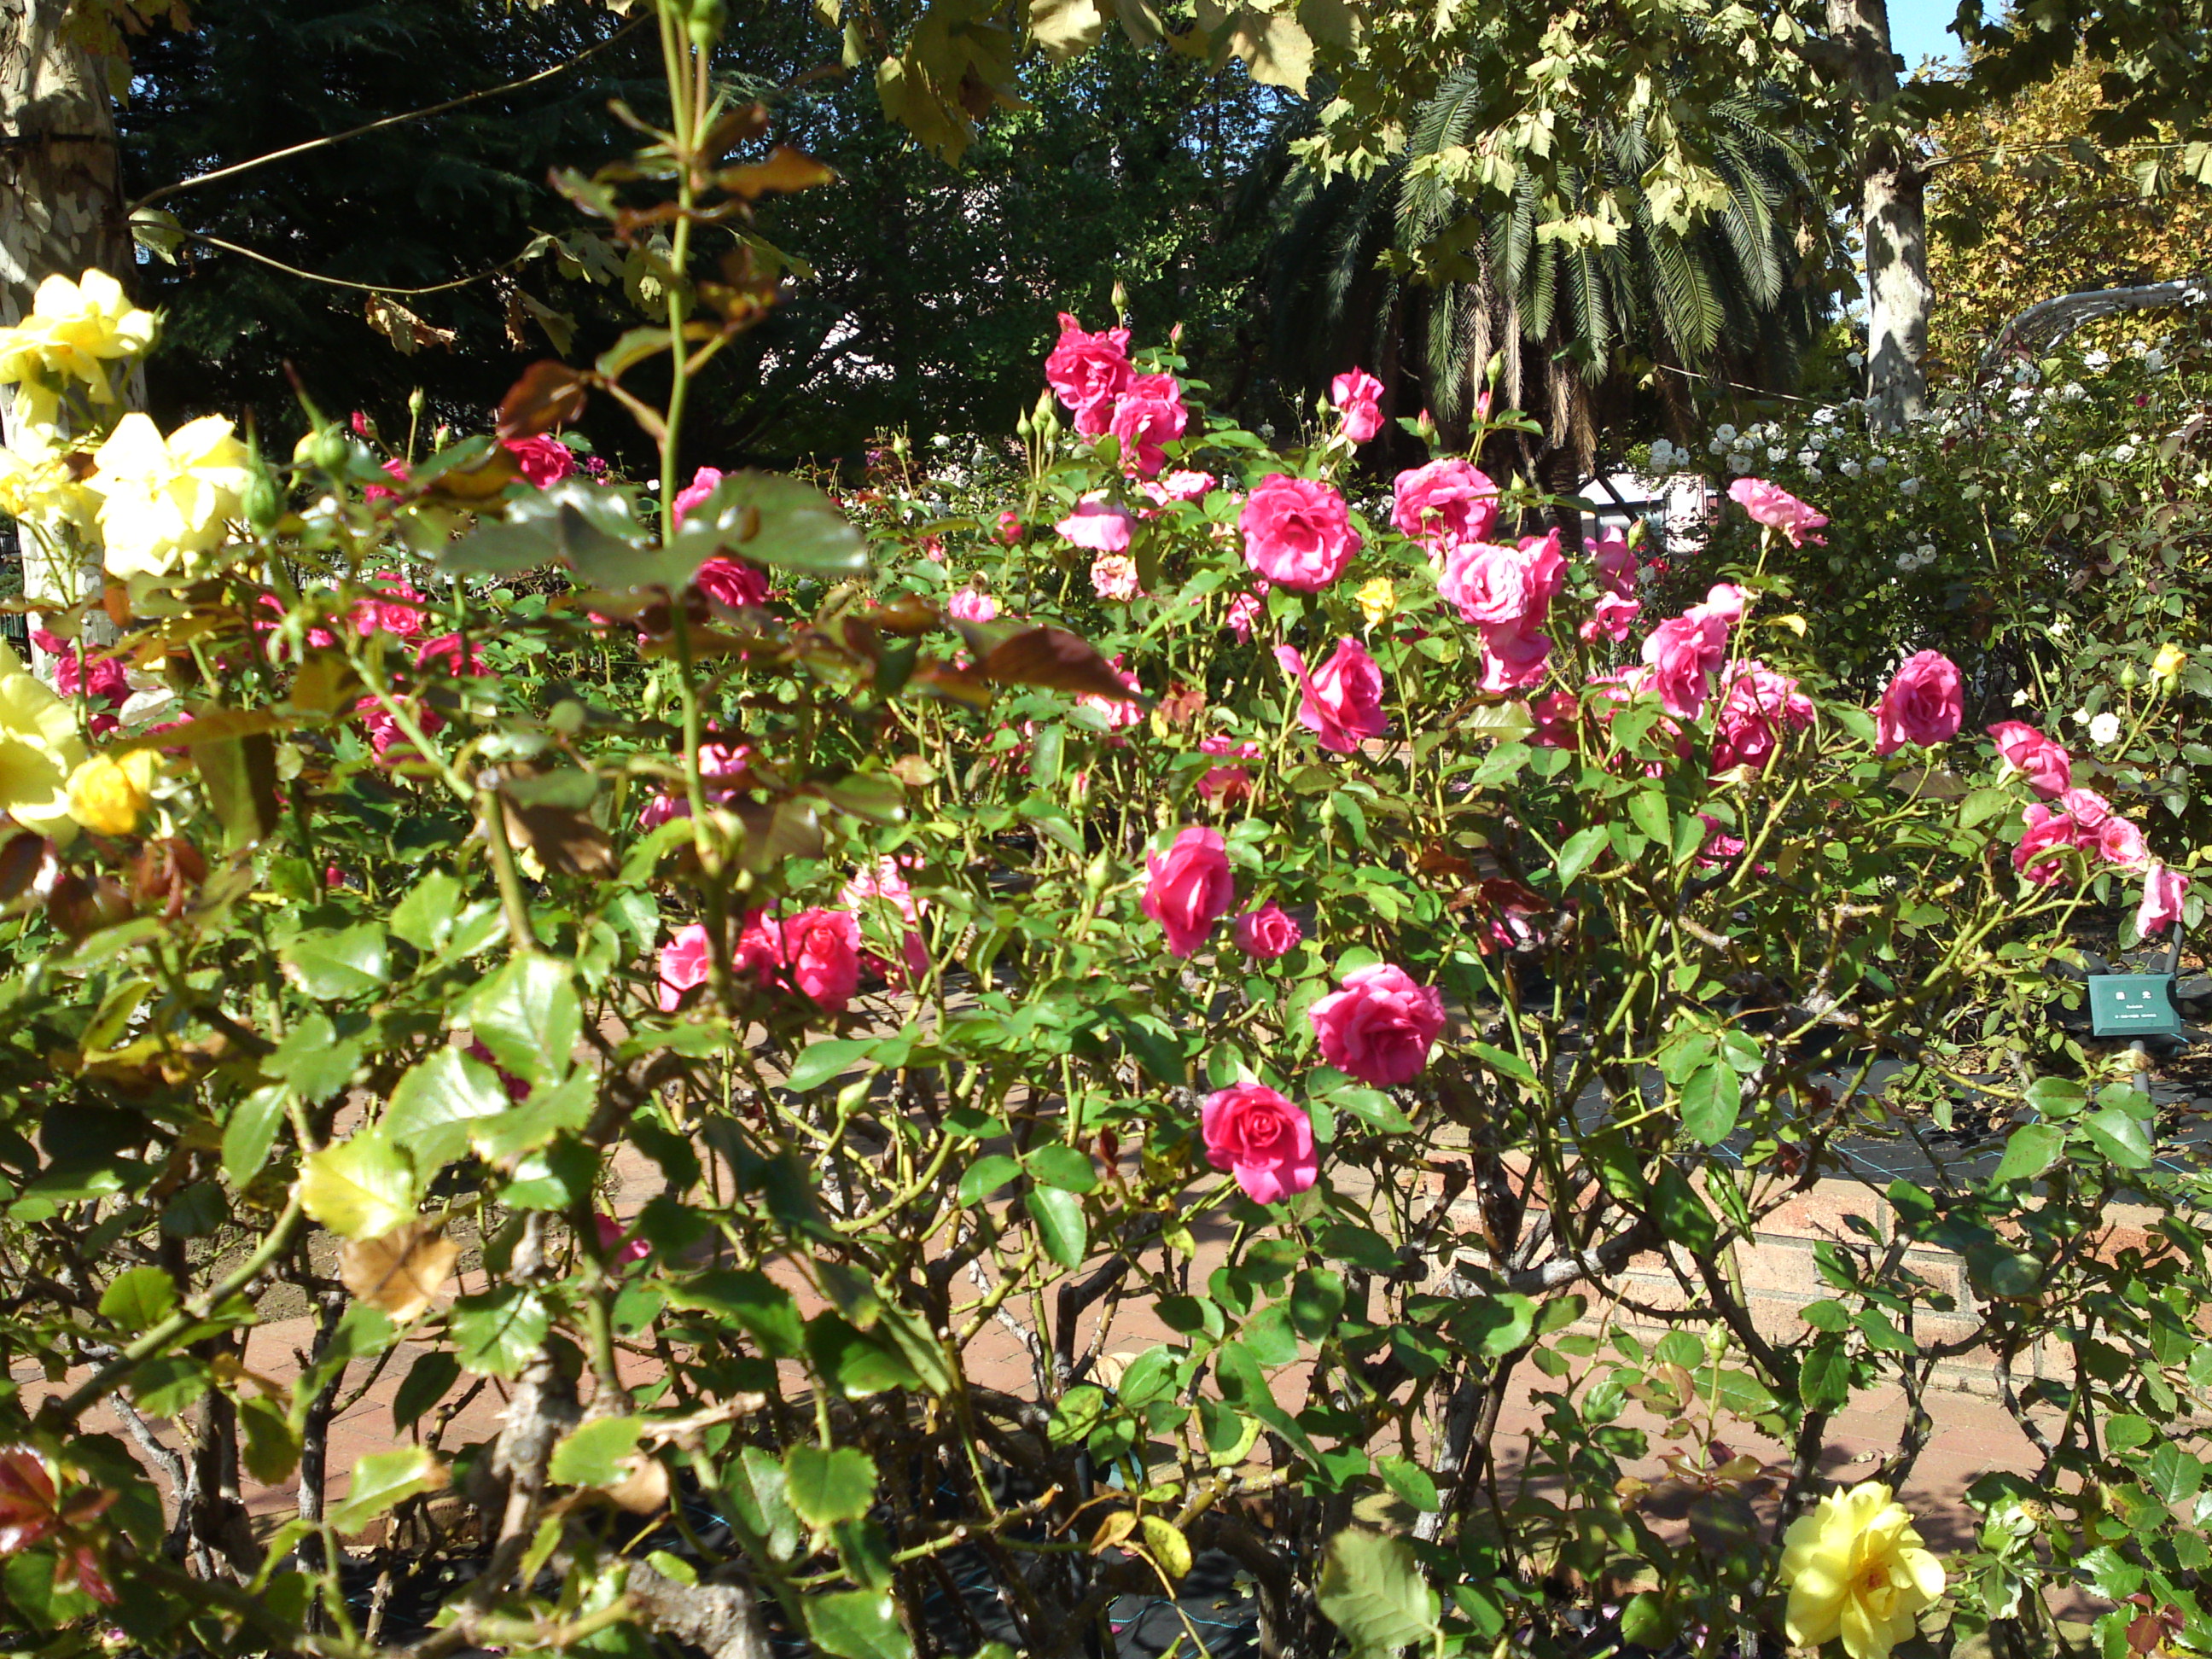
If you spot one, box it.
[637,742,754,830]
[353,625,490,762]
[1044,314,1189,479]
[1988,717,2189,931]
[658,906,863,1015]
[31,628,130,735]
[1330,369,1384,445]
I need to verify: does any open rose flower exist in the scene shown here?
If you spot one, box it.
[1712,661,1813,772]
[1391,458,1499,553]
[2098,814,2149,869]
[1311,962,1445,1086]
[2012,804,2081,886]
[1439,533,1565,633]
[1591,530,1637,597]
[658,925,713,1011]
[672,464,725,526]
[1202,1083,1318,1205]
[1988,720,2071,799]
[1331,368,1384,444]
[1044,312,1132,435]
[505,434,576,488]
[1728,477,1827,545]
[352,573,426,639]
[1874,650,1963,757]
[1640,612,1729,719]
[1197,733,1260,803]
[2139,862,2190,935]
[1225,590,1265,643]
[780,907,861,1012]
[947,585,997,623]
[1241,474,1359,591]
[1580,593,1641,643]
[1057,494,1136,553]
[1232,901,1301,959]
[692,556,771,609]
[1277,637,1388,754]
[1477,623,1552,694]
[1091,553,1143,601]
[1107,372,1187,477]
[1142,826,1236,955]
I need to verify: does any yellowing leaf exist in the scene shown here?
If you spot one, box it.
[339,1221,459,1322]
[1228,7,1313,90]
[298,1131,419,1240]
[1031,0,1106,59]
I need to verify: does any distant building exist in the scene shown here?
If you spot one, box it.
[1576,469,1716,556]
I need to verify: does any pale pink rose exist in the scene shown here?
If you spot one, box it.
[1202,1084,1318,1205]
[672,464,726,526]
[1691,583,1750,626]
[2098,814,2150,869]
[2138,862,2190,934]
[1078,663,1145,730]
[780,907,861,1011]
[1045,312,1133,435]
[505,435,576,488]
[1107,372,1187,478]
[1390,459,1499,552]
[1225,591,1265,643]
[1874,650,1964,756]
[594,1213,651,1266]
[1331,368,1385,444]
[1232,901,1301,959]
[947,585,998,623]
[1241,474,1359,591]
[1150,469,1214,504]
[1091,553,1143,601]
[1310,963,1445,1086]
[1277,637,1389,754]
[1437,532,1564,632]
[692,556,771,608]
[1727,477,1827,545]
[1711,661,1813,772]
[995,509,1023,544]
[1197,734,1260,803]
[2013,804,2082,886]
[1988,720,2072,800]
[1579,593,1641,643]
[1141,826,1237,955]
[2060,788,2113,833]
[1591,530,1636,597]
[1057,494,1136,553]
[1640,611,1730,719]
[1478,623,1553,693]
[658,925,713,1011]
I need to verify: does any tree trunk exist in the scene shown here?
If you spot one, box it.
[1825,0,1928,429]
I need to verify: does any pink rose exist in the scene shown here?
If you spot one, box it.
[1691,583,1750,626]
[2138,861,2189,935]
[364,457,411,504]
[1477,623,1553,693]
[2012,804,2081,886]
[1640,612,1730,720]
[1591,530,1636,597]
[1232,901,1301,959]
[780,907,861,1011]
[415,632,490,678]
[1874,650,1964,757]
[2060,787,2112,833]
[658,925,713,1011]
[1438,533,1565,632]
[693,556,771,608]
[1579,593,1641,643]
[1045,312,1133,436]
[2098,814,2150,870]
[1107,372,1187,478]
[1057,494,1136,553]
[1197,733,1260,803]
[1309,962,1445,1086]
[995,509,1024,545]
[352,573,426,639]
[253,593,337,655]
[1150,469,1214,504]
[505,434,576,489]
[1225,591,1265,643]
[1078,662,1145,730]
[1331,368,1384,445]
[1201,1084,1318,1205]
[1390,459,1499,552]
[672,465,726,526]
[1277,637,1389,754]
[637,742,751,829]
[465,1039,532,1103]
[1241,474,1359,592]
[1987,720,2071,799]
[1091,553,1143,601]
[1711,661,1813,772]
[735,907,784,981]
[842,857,928,985]
[1530,689,1580,749]
[593,1213,651,1266]
[947,585,998,623]
[1142,826,1237,955]
[1727,477,1827,545]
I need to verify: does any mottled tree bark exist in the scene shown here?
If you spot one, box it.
[1826,0,1928,428]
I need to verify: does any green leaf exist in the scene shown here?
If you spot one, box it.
[1317,1528,1441,1656]
[783,1444,878,1527]
[99,1266,178,1333]
[550,1417,645,1487]
[667,472,869,579]
[383,1048,513,1172]
[450,1287,551,1377]
[390,871,464,952]
[786,1039,878,1093]
[2081,1105,2153,1169]
[224,1084,291,1184]
[2145,1443,2202,1504]
[1553,824,1610,887]
[667,1269,806,1356]
[1289,1268,1346,1340]
[1026,1144,1099,1192]
[281,924,390,1002]
[2023,1076,2088,1118]
[1627,790,1673,847]
[1799,1333,1850,1412]
[330,1447,446,1534]
[393,1349,461,1431]
[1026,1185,1087,1268]
[469,956,580,1089]
[955,1154,1021,1206]
[1377,1455,1440,1511]
[297,1130,418,1240]
[1650,1161,1716,1254]
[805,1591,911,1659]
[239,1394,300,1485]
[1678,1062,1743,1146]
[1331,1087,1412,1133]
[265,1014,361,1103]
[1990,1121,2065,1185]
[1047,1385,1108,1447]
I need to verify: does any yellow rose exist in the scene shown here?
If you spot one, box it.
[0,270,157,420]
[1356,575,1397,628]
[0,637,89,842]
[67,749,160,836]
[88,412,252,579]
[1779,1482,1945,1659]
[2153,643,2186,682]
[0,434,100,543]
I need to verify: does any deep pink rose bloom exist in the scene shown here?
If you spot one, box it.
[2013,805,2082,886]
[780,907,861,1011]
[252,592,338,654]
[1727,477,1827,545]
[2139,861,2189,934]
[1197,734,1260,803]
[1045,312,1133,436]
[1277,637,1389,754]
[995,509,1024,545]
[692,556,771,608]
[1391,459,1499,552]
[352,573,426,639]
[1242,474,1359,592]
[364,457,411,504]
[1439,534,1565,632]
[1232,901,1301,960]
[1202,1084,1318,1205]
[1580,593,1642,643]
[1641,612,1730,719]
[1591,530,1636,597]
[1225,591,1265,643]
[505,435,576,488]
[1091,553,1143,601]
[1332,368,1385,444]
[1711,661,1813,772]
[416,632,489,678]
[1310,963,1445,1086]
[1988,720,2072,799]
[947,586,998,623]
[732,907,783,981]
[1531,689,1580,749]
[1142,826,1237,956]
[1478,623,1553,693]
[2098,814,2150,869]
[2060,787,2112,833]
[672,465,726,526]
[658,925,713,1011]
[1107,372,1187,478]
[464,1039,532,1103]
[31,629,128,706]
[1057,494,1136,552]
[1874,650,1964,756]
[593,1213,651,1266]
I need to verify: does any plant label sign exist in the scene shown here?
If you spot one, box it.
[2087,975,2182,1038]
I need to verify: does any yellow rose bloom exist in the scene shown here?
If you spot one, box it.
[67,749,160,836]
[0,637,89,842]
[88,412,252,579]
[1356,575,1397,628]
[0,270,157,421]
[1778,1482,1945,1659]
[0,434,100,543]
[2153,643,2186,682]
